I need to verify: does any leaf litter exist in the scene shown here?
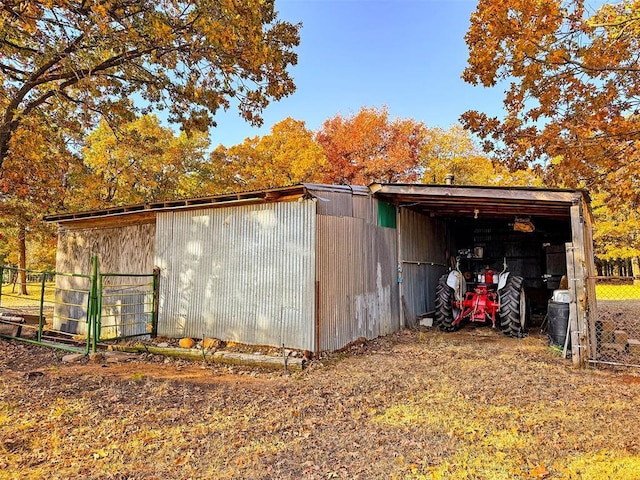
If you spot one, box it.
[1,326,640,479]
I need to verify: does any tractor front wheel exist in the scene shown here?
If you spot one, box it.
[499,275,527,337]
[435,274,457,332]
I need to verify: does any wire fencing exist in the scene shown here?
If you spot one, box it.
[0,258,158,353]
[0,266,93,353]
[97,272,158,345]
[590,276,640,367]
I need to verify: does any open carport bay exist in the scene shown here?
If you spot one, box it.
[370,183,593,348]
[445,216,572,324]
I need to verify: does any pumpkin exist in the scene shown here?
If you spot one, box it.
[178,337,195,349]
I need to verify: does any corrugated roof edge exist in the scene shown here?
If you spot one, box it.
[43,183,373,223]
[369,182,591,202]
[44,182,590,224]
[302,183,371,196]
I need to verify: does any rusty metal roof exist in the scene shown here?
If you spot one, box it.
[44,184,309,223]
[45,182,589,224]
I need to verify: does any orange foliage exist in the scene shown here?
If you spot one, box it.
[0,118,78,269]
[0,0,300,170]
[316,106,427,185]
[208,117,326,191]
[420,125,541,186]
[80,115,209,208]
[462,0,640,206]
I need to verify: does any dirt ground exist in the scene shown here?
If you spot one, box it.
[595,300,640,335]
[1,326,640,479]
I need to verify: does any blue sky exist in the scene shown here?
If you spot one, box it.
[209,0,506,147]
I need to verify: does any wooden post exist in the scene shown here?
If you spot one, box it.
[315,281,320,357]
[396,207,405,328]
[18,224,28,295]
[569,201,592,367]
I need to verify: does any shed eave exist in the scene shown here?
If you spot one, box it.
[369,183,587,220]
[45,184,311,224]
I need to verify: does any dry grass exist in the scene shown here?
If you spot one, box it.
[1,327,640,479]
[0,281,57,310]
[596,283,640,301]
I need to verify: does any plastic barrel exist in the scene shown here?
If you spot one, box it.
[547,300,570,348]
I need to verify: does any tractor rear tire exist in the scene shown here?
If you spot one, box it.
[499,275,527,337]
[436,274,457,332]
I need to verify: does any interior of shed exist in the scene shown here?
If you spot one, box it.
[370,183,582,332]
[444,215,572,324]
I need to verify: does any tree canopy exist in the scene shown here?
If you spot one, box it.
[420,124,541,186]
[81,115,210,207]
[316,106,427,185]
[0,117,79,288]
[462,0,640,206]
[209,117,326,191]
[0,0,300,170]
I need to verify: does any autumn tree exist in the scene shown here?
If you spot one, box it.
[80,115,210,207]
[208,117,326,191]
[0,0,300,171]
[421,125,542,186]
[591,192,640,279]
[462,0,640,205]
[0,117,79,291]
[316,106,427,185]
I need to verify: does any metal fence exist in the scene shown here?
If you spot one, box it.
[589,276,640,367]
[0,266,94,353]
[0,258,158,353]
[97,272,158,346]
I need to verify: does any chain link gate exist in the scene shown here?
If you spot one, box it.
[0,256,159,353]
[589,276,640,367]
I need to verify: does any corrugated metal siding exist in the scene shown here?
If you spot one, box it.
[305,185,376,223]
[155,201,316,351]
[316,215,399,351]
[312,190,354,217]
[398,209,448,321]
[353,195,377,223]
[307,187,378,223]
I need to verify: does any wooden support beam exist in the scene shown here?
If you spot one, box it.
[108,344,304,371]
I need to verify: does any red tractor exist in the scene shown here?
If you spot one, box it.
[435,258,527,337]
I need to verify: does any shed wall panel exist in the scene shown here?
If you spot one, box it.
[398,209,448,322]
[53,223,156,333]
[311,189,377,223]
[316,215,399,351]
[352,195,378,223]
[155,201,316,351]
[56,223,156,275]
[313,191,354,217]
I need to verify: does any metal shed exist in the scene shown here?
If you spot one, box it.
[47,183,595,364]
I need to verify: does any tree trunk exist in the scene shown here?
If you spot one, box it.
[633,256,640,286]
[18,224,28,295]
[0,129,11,173]
[595,259,603,277]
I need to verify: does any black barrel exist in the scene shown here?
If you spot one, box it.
[547,300,570,348]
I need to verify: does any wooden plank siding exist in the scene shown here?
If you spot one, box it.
[53,222,156,334]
